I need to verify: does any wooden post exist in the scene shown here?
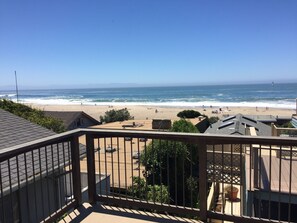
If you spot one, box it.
[86,134,96,204]
[71,135,82,207]
[198,139,207,222]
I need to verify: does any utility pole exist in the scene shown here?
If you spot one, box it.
[15,71,19,102]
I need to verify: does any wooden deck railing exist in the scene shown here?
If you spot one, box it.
[1,129,297,222]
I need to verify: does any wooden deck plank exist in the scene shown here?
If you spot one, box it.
[261,156,297,194]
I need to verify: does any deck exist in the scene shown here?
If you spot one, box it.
[246,146,297,194]
[260,155,297,194]
[59,203,201,223]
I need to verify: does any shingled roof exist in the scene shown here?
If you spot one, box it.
[205,114,271,136]
[0,109,55,149]
[0,109,86,192]
[44,111,100,130]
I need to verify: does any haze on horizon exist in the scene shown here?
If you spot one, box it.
[0,0,296,90]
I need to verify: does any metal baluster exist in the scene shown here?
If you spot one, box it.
[38,148,45,218]
[7,159,13,221]
[268,145,272,220]
[97,138,102,195]
[51,145,58,214]
[258,145,262,218]
[130,137,134,200]
[24,153,31,222]
[145,138,148,203]
[288,145,293,222]
[174,141,177,206]
[62,143,68,205]
[124,137,127,198]
[137,138,141,202]
[31,150,38,221]
[111,137,114,198]
[278,145,282,221]
[104,138,108,196]
[117,137,121,197]
[67,142,73,201]
[0,162,5,222]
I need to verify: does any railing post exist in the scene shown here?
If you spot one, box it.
[86,134,96,204]
[71,135,82,207]
[199,139,207,222]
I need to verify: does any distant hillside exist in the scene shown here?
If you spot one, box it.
[0,99,66,133]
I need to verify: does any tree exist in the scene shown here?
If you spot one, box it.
[100,108,133,123]
[128,177,169,203]
[171,118,199,133]
[140,119,199,207]
[0,99,66,133]
[177,110,201,119]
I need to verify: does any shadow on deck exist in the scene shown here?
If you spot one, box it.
[60,203,201,223]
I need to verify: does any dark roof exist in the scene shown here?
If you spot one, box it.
[0,109,86,191]
[0,109,55,149]
[244,115,277,123]
[44,111,100,129]
[205,114,271,136]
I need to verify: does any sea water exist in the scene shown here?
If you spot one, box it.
[1,83,296,109]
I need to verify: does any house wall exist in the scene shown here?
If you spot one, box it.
[152,119,171,130]
[69,115,98,130]
[292,117,297,128]
[80,172,110,202]
[195,118,209,133]
[0,170,110,223]
[0,173,61,223]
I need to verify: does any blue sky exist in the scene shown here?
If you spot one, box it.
[0,0,296,89]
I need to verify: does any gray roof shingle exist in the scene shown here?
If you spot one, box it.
[205,114,272,136]
[0,109,55,150]
[0,109,86,192]
[44,111,99,129]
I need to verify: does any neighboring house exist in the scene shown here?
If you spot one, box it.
[186,116,209,133]
[292,116,297,128]
[205,114,272,136]
[0,109,108,223]
[244,115,291,126]
[204,113,297,221]
[44,111,100,130]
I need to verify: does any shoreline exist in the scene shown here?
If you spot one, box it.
[20,99,296,109]
[29,103,296,121]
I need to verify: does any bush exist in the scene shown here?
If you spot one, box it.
[177,110,201,119]
[140,119,199,207]
[128,177,169,203]
[100,108,132,123]
[0,99,66,133]
[208,116,219,124]
[171,119,199,133]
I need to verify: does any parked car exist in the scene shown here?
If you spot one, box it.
[125,137,132,141]
[105,146,116,153]
[132,152,140,159]
[139,138,147,142]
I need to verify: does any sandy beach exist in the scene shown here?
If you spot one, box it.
[30,104,296,121]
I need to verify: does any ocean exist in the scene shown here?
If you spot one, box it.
[0,83,297,109]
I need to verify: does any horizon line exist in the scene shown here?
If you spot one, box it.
[1,80,297,91]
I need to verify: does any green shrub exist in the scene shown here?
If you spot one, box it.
[208,116,219,124]
[100,108,132,123]
[177,110,201,119]
[0,99,65,133]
